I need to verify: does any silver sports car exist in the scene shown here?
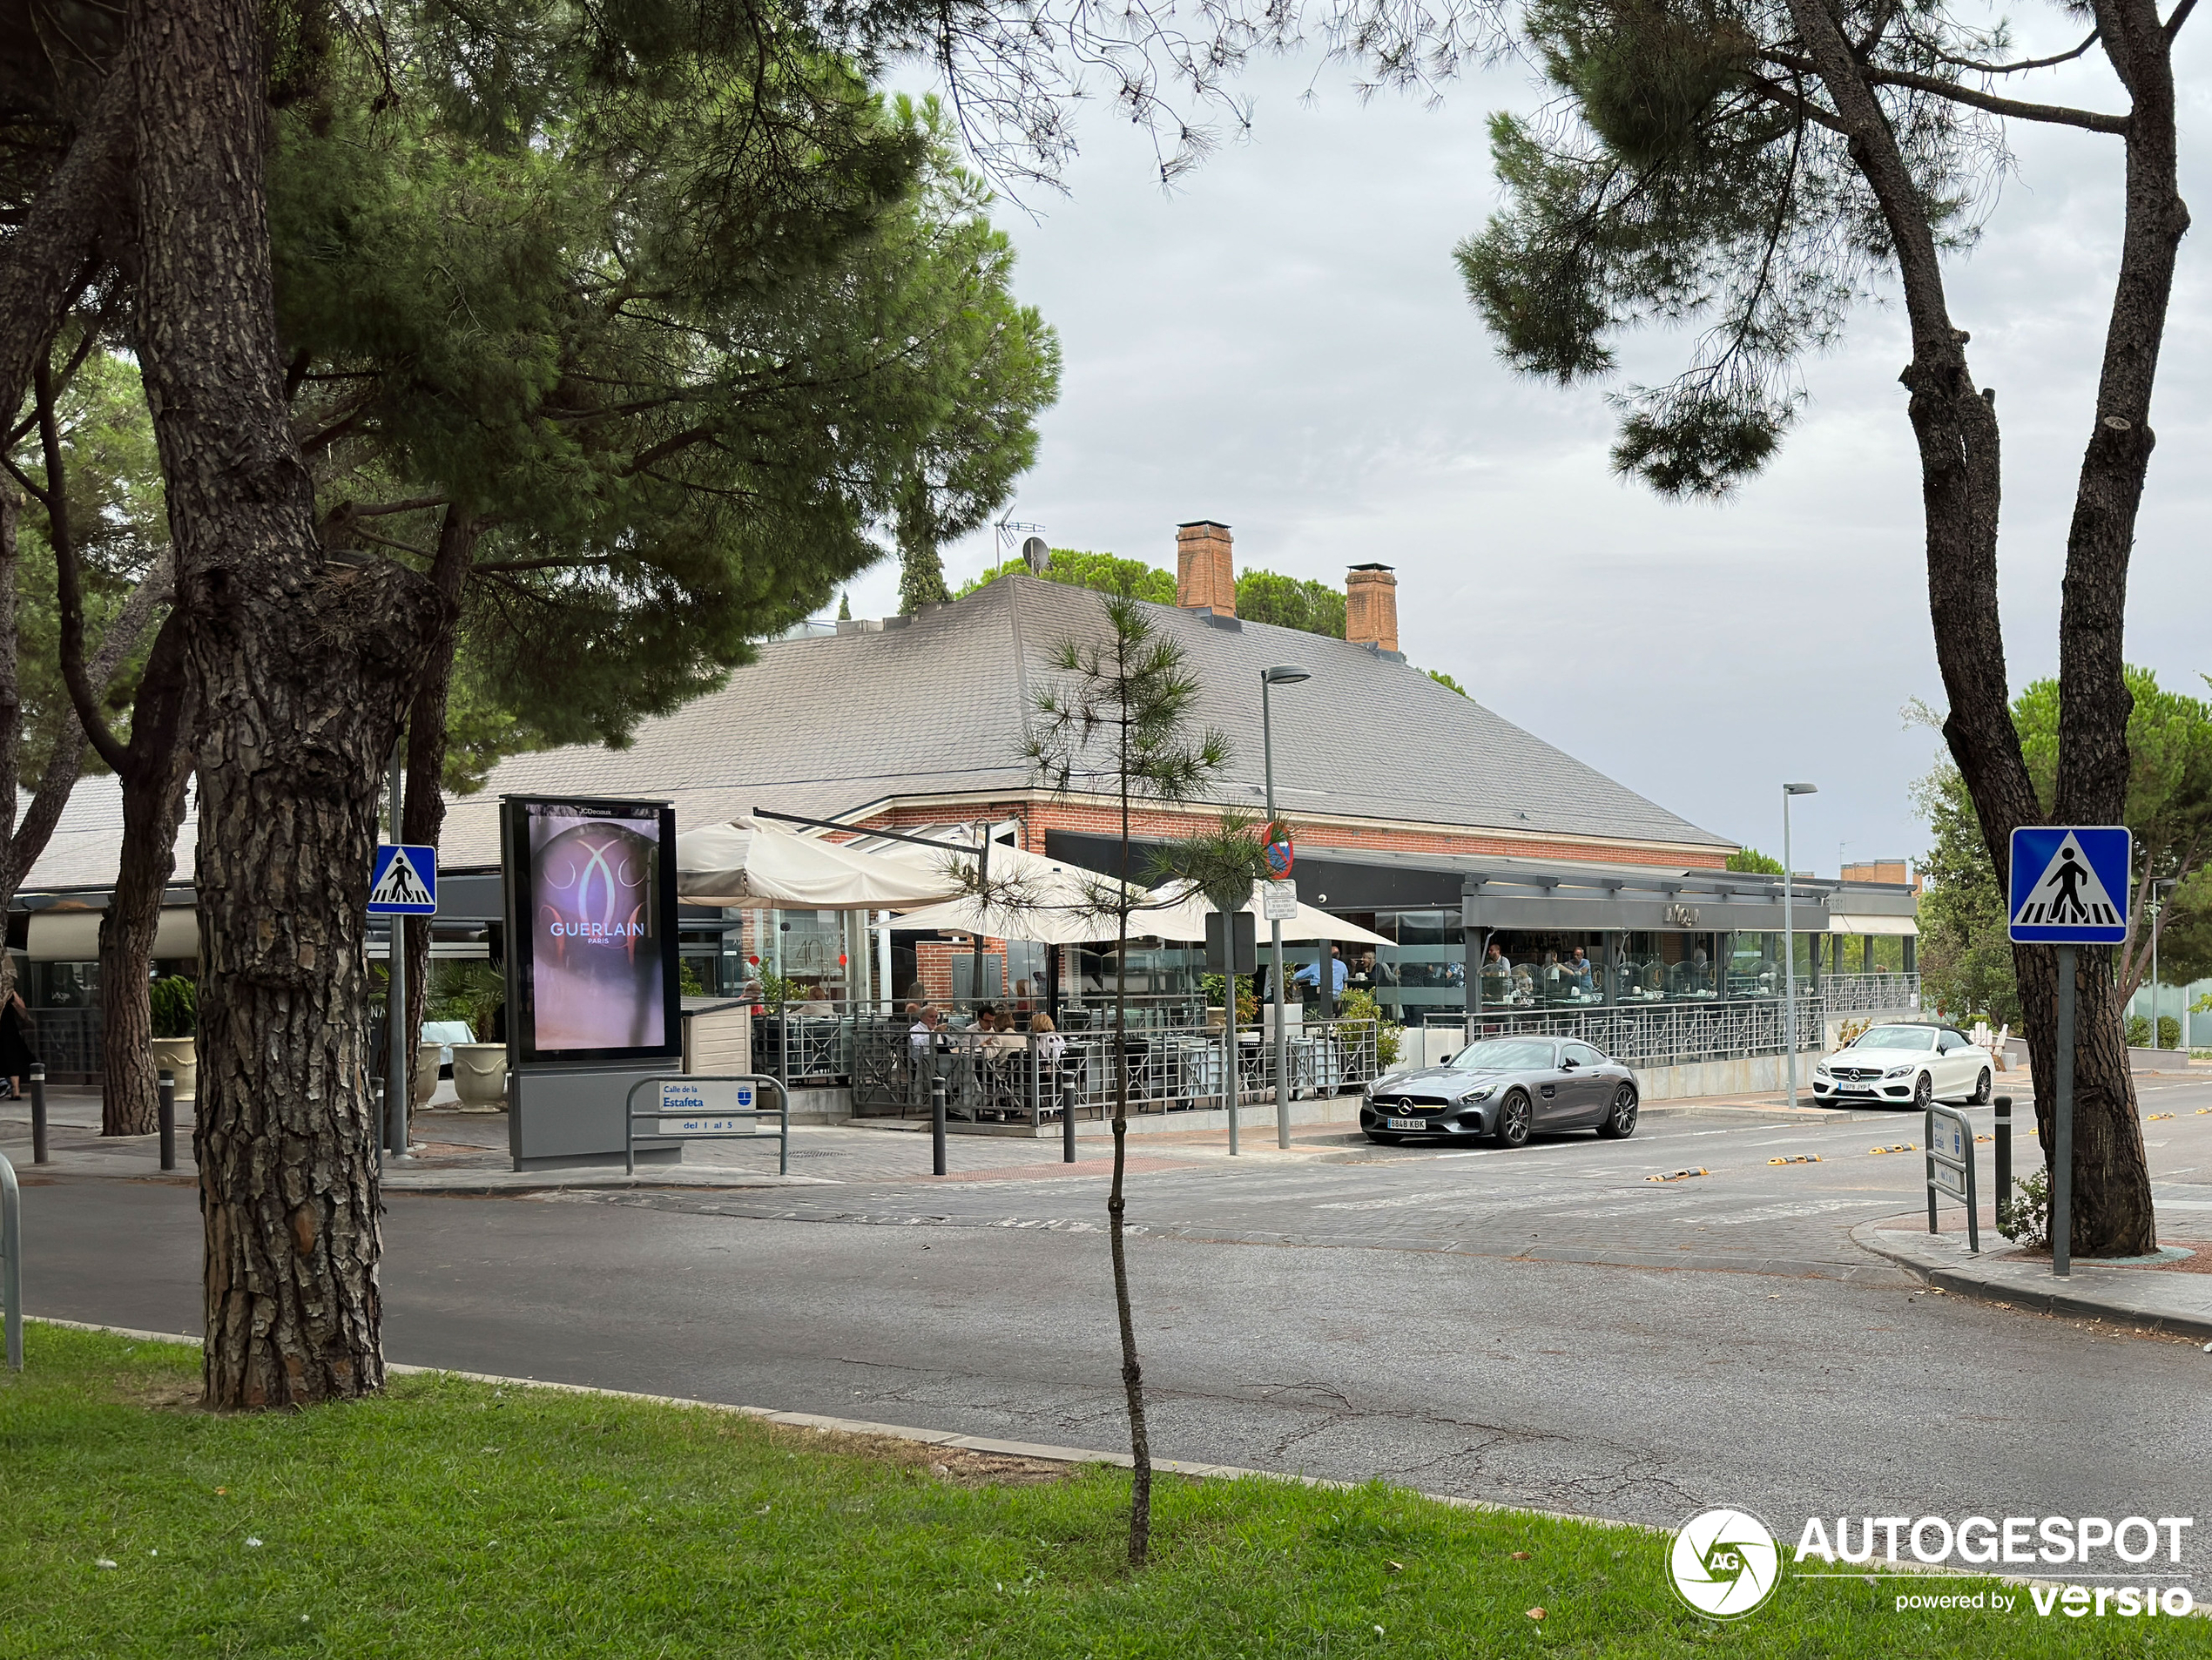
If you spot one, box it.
[1360,1036,1640,1147]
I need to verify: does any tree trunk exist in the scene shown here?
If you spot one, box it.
[98,617,196,1137]
[1109,746,1151,1568]
[1785,0,2166,1257]
[399,509,480,1136]
[132,0,437,1407]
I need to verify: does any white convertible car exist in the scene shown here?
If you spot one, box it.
[1811,1022,1994,1110]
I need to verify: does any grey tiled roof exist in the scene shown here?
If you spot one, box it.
[452,574,1725,867]
[19,575,1726,892]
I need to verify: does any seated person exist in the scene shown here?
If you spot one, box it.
[1028,1012,1066,1070]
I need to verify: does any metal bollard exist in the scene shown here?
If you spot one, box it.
[29,1062,47,1165]
[930,1076,948,1177]
[1062,1076,1077,1164]
[1,1149,19,1370]
[1993,1096,2012,1232]
[158,1070,176,1172]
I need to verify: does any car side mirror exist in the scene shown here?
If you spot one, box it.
[1561,1056,1578,1070]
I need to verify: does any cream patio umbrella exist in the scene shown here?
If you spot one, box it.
[675,815,961,909]
[887,842,1145,946]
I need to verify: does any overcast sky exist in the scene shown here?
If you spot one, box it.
[840,29,2212,876]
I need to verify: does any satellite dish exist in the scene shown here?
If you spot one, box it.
[1021,536,1050,573]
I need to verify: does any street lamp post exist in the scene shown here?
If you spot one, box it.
[1262,665,1311,1150]
[2148,878,2178,1049]
[1782,782,1818,1107]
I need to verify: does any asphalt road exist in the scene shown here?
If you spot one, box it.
[17,1077,2212,1589]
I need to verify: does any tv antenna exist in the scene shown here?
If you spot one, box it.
[995,516,1045,570]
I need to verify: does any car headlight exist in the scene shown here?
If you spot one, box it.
[1884,1064,1915,1078]
[1461,1084,1495,1102]
[1814,1063,1831,1078]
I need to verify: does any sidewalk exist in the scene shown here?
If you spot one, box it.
[1853,1213,2212,1342]
[0,1090,1366,1192]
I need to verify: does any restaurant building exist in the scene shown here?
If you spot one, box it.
[10,522,1918,1082]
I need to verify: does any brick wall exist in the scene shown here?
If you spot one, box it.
[854,799,1728,871]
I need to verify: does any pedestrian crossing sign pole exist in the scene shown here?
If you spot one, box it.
[2007,824,2131,1280]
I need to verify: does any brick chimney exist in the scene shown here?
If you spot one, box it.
[1176,521,1236,616]
[1346,563,1398,653]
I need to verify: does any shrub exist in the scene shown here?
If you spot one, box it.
[2000,1165,2050,1249]
[147,976,196,1041]
[1337,987,1402,1068]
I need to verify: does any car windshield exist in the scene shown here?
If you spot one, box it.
[1850,1026,1935,1051]
[1448,1040,1556,1070]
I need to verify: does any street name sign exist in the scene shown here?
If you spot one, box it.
[654,1077,759,1136]
[2007,826,2129,944]
[368,843,438,915]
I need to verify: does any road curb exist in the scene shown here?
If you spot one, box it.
[1850,1223,2212,1342]
[380,1171,837,1196]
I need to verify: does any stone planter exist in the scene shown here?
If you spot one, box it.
[450,1043,509,1110]
[150,1036,198,1102]
[414,1041,444,1109]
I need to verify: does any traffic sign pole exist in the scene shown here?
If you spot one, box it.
[385,743,409,1162]
[2053,944,2075,1279]
[2007,827,2128,1279]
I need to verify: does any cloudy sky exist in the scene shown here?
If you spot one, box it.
[840,26,2212,874]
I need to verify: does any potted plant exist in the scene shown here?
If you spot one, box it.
[148,975,199,1101]
[442,963,509,1111]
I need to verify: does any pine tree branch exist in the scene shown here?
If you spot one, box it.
[1758,50,2129,132]
[38,353,130,773]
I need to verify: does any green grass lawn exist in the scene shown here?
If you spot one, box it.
[2,1322,2203,1657]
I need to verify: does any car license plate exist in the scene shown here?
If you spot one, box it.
[1840,1085,1872,1096]
[1385,1117,1428,1131]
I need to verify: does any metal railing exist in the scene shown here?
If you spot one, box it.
[1820,972,1920,1013]
[21,1007,98,1080]
[848,1013,1383,1124]
[753,995,1216,1093]
[1422,975,1922,1071]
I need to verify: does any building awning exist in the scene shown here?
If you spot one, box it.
[677,816,961,910]
[27,907,200,962]
[1830,913,1919,936]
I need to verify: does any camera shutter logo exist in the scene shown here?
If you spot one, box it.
[1669,1508,1780,1618]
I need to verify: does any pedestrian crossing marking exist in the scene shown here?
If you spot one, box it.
[2010,831,2122,929]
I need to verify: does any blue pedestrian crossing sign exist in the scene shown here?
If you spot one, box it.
[368,843,438,915]
[2008,826,2130,944]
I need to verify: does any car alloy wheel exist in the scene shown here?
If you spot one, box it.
[1912,1071,1932,1110]
[1494,1092,1531,1148]
[1597,1083,1639,1139]
[1972,1068,1992,1105]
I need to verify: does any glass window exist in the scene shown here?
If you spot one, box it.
[1448,1038,1557,1070]
[1476,931,1603,1009]
[1563,1042,1606,1068]
[1373,911,1467,1022]
[1727,932,1783,999]
[1850,1025,1936,1050]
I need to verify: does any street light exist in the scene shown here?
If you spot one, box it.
[2148,877,2181,1049]
[1262,665,1311,1149]
[1782,782,1818,1108]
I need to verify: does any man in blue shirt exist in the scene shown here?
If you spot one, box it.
[1294,947,1347,999]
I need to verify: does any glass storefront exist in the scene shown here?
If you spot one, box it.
[1345,918,1836,1022]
